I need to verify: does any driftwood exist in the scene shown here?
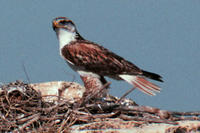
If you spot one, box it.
[0,80,199,132]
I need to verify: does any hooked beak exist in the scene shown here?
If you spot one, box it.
[52,20,59,31]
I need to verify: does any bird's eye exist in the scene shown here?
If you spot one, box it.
[59,20,74,26]
[58,20,75,32]
[59,21,69,25]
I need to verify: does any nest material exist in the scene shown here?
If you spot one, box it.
[0,81,200,132]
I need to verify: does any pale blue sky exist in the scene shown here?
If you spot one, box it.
[0,1,200,111]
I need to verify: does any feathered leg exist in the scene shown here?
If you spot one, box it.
[80,75,109,98]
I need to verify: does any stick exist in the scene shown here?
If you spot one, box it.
[118,87,136,103]
[21,61,31,83]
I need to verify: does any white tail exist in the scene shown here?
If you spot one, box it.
[119,75,161,96]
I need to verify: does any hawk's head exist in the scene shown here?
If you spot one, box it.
[52,17,84,50]
[52,17,76,33]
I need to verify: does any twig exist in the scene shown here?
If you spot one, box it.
[85,102,119,112]
[171,116,200,121]
[17,113,40,132]
[92,112,119,119]
[80,82,111,106]
[118,87,136,103]
[21,61,31,83]
[170,111,200,116]
[17,114,40,124]
[119,114,178,125]
[57,110,71,132]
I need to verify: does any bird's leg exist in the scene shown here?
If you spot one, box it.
[80,75,109,99]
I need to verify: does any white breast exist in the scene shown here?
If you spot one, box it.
[58,28,76,51]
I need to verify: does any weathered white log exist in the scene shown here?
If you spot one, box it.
[0,81,85,103]
[30,81,85,103]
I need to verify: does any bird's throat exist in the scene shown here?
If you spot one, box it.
[57,28,76,50]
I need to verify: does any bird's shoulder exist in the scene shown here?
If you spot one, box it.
[64,40,109,53]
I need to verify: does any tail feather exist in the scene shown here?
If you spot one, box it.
[119,75,161,96]
[142,70,163,82]
[135,77,160,92]
[133,80,155,95]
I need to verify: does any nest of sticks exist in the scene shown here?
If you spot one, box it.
[0,81,200,132]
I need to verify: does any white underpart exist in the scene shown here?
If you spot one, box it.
[119,75,137,84]
[57,28,76,51]
[119,74,157,96]
[67,61,100,79]
[57,28,76,64]
[77,70,100,78]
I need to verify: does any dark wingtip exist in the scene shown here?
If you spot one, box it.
[142,70,163,82]
[156,77,164,82]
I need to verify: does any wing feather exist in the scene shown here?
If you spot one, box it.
[61,40,142,77]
